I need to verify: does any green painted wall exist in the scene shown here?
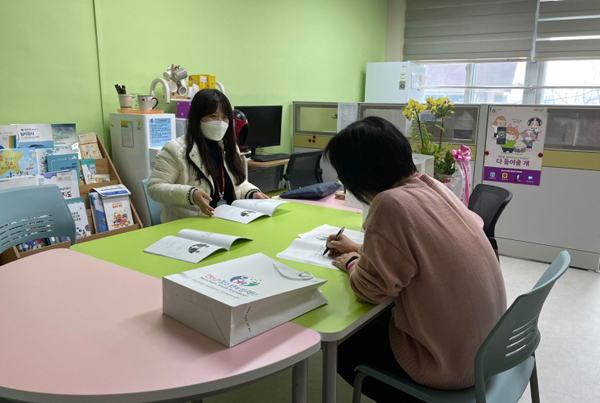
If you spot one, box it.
[1,0,388,154]
[0,0,104,136]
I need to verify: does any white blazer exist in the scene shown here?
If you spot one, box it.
[148,137,259,223]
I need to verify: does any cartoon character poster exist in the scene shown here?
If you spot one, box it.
[484,106,547,186]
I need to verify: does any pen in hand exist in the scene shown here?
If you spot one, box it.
[323,227,345,256]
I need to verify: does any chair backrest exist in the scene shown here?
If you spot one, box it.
[468,184,513,239]
[0,185,77,254]
[141,179,161,226]
[474,251,570,402]
[283,151,324,192]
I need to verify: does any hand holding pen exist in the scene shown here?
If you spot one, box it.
[323,227,345,256]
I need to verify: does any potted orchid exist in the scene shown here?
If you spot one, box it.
[403,97,456,181]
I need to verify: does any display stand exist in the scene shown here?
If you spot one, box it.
[0,134,143,265]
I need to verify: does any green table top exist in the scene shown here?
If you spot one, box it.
[72,201,383,338]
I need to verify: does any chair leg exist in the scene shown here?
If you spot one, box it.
[529,356,540,403]
[353,372,368,403]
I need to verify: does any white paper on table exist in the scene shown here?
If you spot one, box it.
[145,229,251,263]
[277,234,342,269]
[298,224,365,244]
[214,199,287,224]
[177,229,252,249]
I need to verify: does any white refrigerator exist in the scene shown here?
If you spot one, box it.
[364,62,427,103]
[109,113,176,227]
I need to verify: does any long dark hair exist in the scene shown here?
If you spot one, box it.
[185,89,245,187]
[324,116,416,205]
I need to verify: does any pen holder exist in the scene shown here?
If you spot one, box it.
[118,94,133,109]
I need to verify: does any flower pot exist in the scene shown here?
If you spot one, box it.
[435,172,463,199]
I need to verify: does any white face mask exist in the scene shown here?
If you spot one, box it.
[201,121,228,141]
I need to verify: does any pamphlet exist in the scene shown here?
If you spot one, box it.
[93,184,133,231]
[145,229,252,263]
[35,146,71,173]
[277,224,365,269]
[15,124,53,148]
[213,199,287,224]
[35,169,80,199]
[0,175,37,190]
[66,197,91,239]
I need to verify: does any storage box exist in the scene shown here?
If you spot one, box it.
[163,253,327,347]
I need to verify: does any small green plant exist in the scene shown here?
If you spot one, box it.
[403,97,456,178]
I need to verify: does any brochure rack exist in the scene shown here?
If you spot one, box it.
[0,134,143,264]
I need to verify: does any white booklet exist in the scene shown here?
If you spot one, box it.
[277,225,365,269]
[214,199,287,224]
[144,229,252,263]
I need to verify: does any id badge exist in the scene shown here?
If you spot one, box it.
[217,198,227,206]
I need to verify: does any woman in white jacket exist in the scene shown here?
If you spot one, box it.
[148,89,267,223]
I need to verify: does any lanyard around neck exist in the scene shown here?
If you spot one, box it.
[215,152,225,200]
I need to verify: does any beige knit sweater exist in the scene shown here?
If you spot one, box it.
[349,174,506,390]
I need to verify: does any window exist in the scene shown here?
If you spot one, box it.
[421,60,600,105]
[471,62,526,104]
[542,60,600,105]
[423,63,468,103]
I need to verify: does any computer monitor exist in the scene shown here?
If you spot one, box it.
[234,105,283,155]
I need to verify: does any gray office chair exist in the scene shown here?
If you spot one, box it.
[283,151,323,192]
[141,179,162,226]
[352,250,571,403]
[468,184,513,259]
[0,185,76,255]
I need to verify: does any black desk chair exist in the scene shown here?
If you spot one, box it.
[468,184,513,259]
[283,151,323,192]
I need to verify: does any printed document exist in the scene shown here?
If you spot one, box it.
[214,199,287,224]
[144,229,252,263]
[277,225,365,269]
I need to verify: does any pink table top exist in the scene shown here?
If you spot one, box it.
[275,193,363,213]
[0,250,321,403]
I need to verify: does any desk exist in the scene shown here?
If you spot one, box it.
[72,201,389,403]
[0,249,321,403]
[246,158,289,192]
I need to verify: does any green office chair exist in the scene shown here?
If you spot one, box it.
[0,185,76,255]
[352,251,571,403]
[141,179,161,226]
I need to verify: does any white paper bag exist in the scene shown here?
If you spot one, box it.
[163,253,328,347]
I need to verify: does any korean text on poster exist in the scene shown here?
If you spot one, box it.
[149,118,172,148]
[484,106,547,186]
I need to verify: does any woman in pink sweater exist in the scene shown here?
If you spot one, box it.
[324,116,506,402]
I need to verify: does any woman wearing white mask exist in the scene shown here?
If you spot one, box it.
[148,89,268,223]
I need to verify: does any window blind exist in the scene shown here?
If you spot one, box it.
[403,0,538,62]
[535,0,600,60]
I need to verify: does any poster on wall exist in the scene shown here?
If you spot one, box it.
[484,106,547,186]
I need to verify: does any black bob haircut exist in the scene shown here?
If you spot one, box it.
[324,116,416,205]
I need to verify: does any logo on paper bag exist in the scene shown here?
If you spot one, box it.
[230,275,260,286]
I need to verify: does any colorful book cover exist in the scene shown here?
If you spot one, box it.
[0,148,38,178]
[15,124,53,148]
[93,184,133,231]
[77,132,102,159]
[46,153,78,173]
[0,175,37,190]
[16,238,48,253]
[0,125,17,149]
[35,146,71,173]
[88,192,108,233]
[35,170,80,199]
[66,197,91,239]
[103,196,133,231]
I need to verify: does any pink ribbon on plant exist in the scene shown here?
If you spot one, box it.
[451,145,472,206]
